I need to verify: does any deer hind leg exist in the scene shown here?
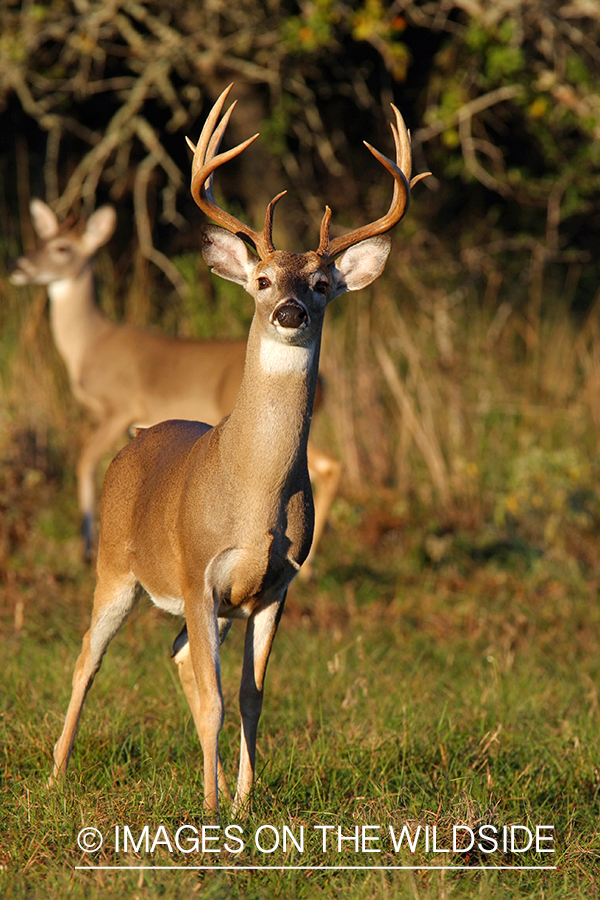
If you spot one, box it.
[303,441,341,580]
[234,594,286,812]
[51,574,139,782]
[77,413,134,562]
[172,622,231,801]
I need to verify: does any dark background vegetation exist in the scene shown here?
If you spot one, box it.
[3,0,600,306]
[2,1,600,897]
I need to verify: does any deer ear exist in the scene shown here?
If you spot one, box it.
[328,235,392,297]
[81,206,117,254]
[30,199,59,240]
[201,225,258,290]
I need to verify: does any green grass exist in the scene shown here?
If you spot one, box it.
[2,493,600,898]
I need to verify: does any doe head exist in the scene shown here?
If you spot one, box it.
[10,200,116,287]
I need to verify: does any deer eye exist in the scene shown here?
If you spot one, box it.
[257,276,271,290]
[314,280,328,295]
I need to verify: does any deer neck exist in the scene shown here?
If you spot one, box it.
[47,265,111,385]
[221,316,321,507]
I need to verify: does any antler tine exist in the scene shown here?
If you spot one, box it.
[193,82,234,169]
[202,101,237,197]
[188,83,281,257]
[263,191,287,245]
[410,171,431,189]
[316,103,431,261]
[390,106,431,191]
[186,103,238,208]
[390,104,413,181]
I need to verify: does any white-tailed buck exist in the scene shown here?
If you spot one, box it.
[50,85,428,811]
[10,200,339,578]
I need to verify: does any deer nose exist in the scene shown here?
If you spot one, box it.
[272,300,309,329]
[7,258,29,284]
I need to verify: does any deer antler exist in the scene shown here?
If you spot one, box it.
[187,83,286,258]
[316,105,430,261]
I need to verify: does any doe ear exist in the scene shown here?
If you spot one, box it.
[30,199,59,241]
[328,235,392,298]
[81,206,117,255]
[201,224,258,291]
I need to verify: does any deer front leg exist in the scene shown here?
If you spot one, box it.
[173,629,231,801]
[234,594,286,811]
[77,412,135,562]
[185,594,225,813]
[51,574,138,782]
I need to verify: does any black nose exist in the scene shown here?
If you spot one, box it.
[273,300,308,329]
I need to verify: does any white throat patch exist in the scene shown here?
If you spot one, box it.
[47,278,76,302]
[259,335,314,375]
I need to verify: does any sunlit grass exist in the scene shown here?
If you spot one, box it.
[2,498,600,898]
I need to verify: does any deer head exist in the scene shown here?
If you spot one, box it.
[10,200,116,286]
[186,84,429,357]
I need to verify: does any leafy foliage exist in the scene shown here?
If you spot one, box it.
[1,0,599,308]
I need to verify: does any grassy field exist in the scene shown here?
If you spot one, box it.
[2,268,600,898]
[2,445,600,897]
